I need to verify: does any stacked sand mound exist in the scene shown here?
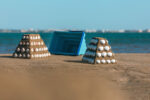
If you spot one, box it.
[82,37,116,64]
[13,34,51,59]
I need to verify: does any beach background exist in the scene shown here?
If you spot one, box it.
[0,32,150,100]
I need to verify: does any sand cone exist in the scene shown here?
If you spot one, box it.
[12,34,51,59]
[82,37,116,64]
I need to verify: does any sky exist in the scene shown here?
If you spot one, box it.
[0,0,150,30]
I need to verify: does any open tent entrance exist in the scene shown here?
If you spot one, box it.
[49,31,87,56]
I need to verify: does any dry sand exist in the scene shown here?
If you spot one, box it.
[0,54,150,100]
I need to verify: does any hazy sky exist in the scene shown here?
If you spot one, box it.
[0,0,150,29]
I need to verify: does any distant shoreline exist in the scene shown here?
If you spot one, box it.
[0,29,150,33]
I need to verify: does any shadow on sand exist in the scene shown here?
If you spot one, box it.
[64,60,86,64]
[0,56,13,58]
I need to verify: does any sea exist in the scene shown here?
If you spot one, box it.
[0,32,150,54]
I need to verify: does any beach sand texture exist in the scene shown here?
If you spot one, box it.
[0,54,150,100]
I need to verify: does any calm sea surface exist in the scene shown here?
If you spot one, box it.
[0,32,150,54]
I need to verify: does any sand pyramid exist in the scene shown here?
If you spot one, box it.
[82,37,116,64]
[13,34,51,59]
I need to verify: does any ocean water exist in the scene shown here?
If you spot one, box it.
[0,32,150,54]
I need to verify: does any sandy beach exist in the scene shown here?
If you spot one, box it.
[0,53,150,100]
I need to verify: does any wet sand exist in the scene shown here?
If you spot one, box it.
[0,54,150,100]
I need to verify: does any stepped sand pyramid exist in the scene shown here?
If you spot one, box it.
[82,37,116,64]
[13,34,51,59]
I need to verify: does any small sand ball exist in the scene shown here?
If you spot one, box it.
[23,42,26,45]
[106,60,111,64]
[26,48,30,52]
[39,48,41,51]
[43,54,45,57]
[37,36,40,39]
[41,42,44,45]
[17,48,20,51]
[23,54,26,58]
[107,52,113,57]
[35,36,38,39]
[45,53,47,57]
[36,54,39,58]
[35,48,39,52]
[36,54,38,57]
[101,59,106,64]
[96,60,101,64]
[23,36,26,39]
[36,54,38,58]
[33,42,36,45]
[32,37,35,40]
[44,47,48,51]
[48,53,51,56]
[104,46,110,51]
[21,48,25,52]
[26,42,29,45]
[100,40,106,44]
[102,52,107,57]
[19,54,22,58]
[88,45,96,50]
[13,53,18,58]
[38,42,41,45]
[26,54,30,58]
[31,42,33,46]
[30,48,33,52]
[31,55,34,58]
[96,53,102,57]
[20,42,22,45]
[26,36,29,39]
[91,39,98,44]
[98,46,104,51]
[111,59,116,64]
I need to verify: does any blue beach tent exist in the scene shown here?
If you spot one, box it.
[49,31,87,56]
